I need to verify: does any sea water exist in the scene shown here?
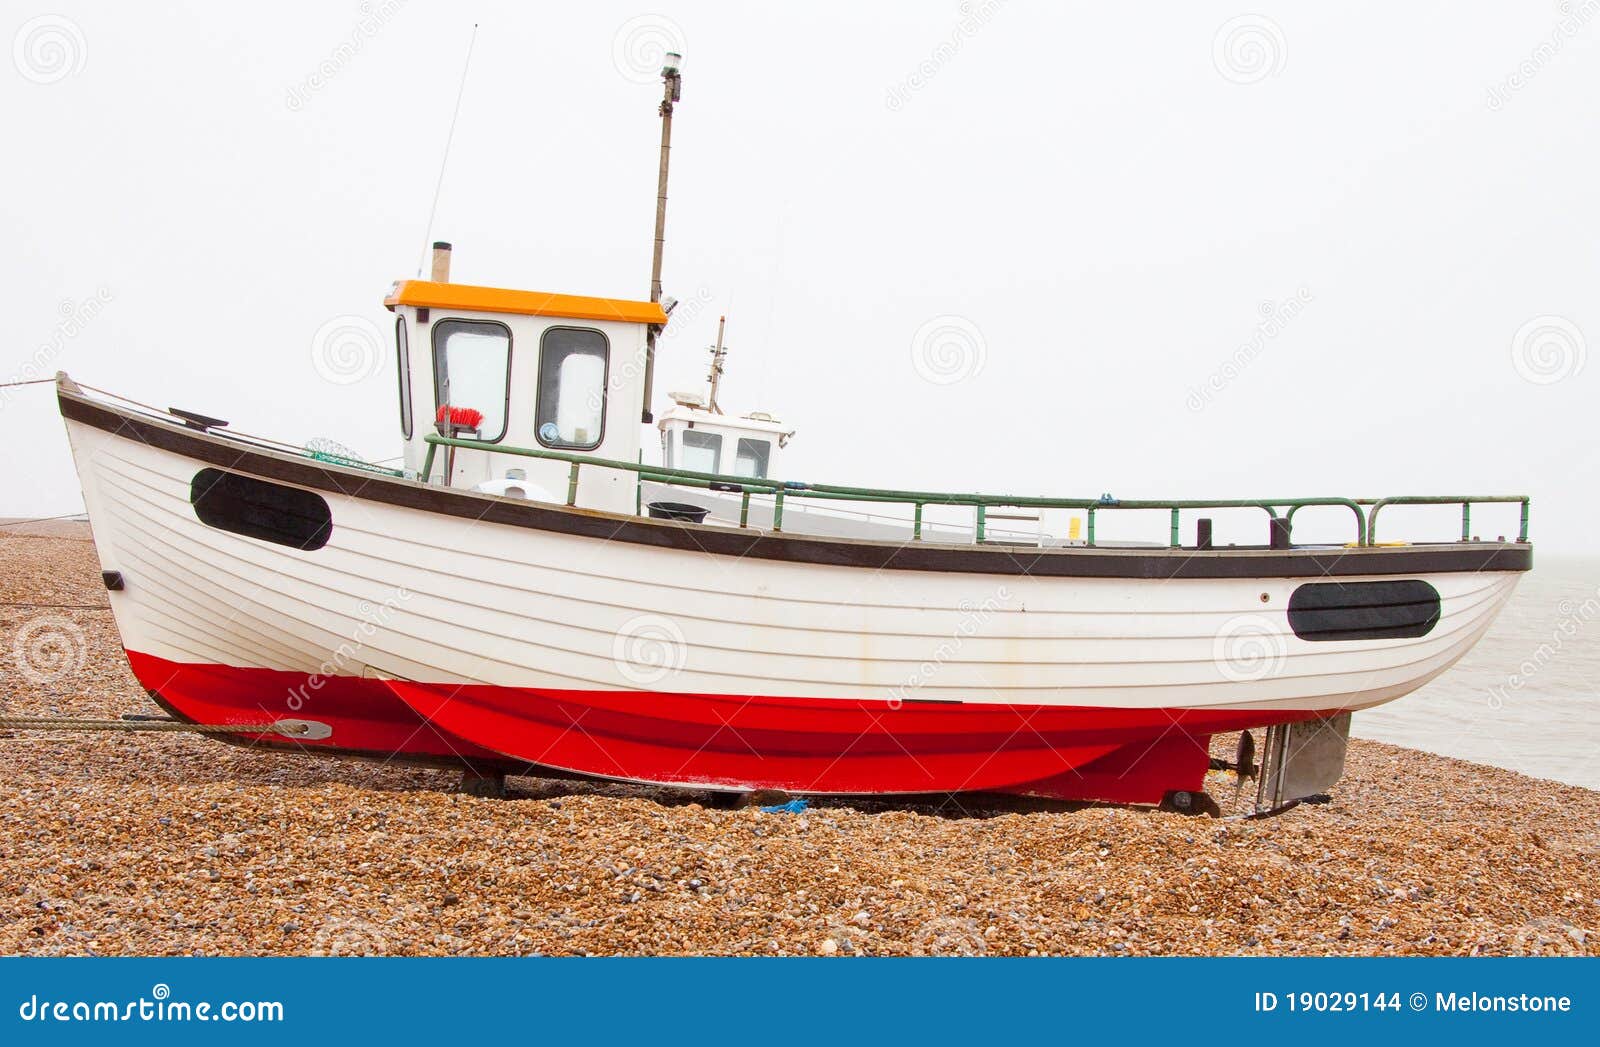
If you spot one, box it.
[1353,556,1600,790]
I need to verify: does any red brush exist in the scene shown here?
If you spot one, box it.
[435,404,484,430]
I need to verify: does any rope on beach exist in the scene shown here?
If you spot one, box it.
[0,716,310,737]
[0,602,112,611]
[0,378,55,389]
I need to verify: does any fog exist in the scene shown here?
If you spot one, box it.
[4,1,1595,551]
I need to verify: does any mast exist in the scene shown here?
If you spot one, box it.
[706,314,727,414]
[640,51,682,424]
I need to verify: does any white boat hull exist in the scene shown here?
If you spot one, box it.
[59,387,1528,802]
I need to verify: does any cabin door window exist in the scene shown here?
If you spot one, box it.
[395,317,413,438]
[681,430,722,473]
[535,327,609,450]
[734,438,771,479]
[432,319,512,442]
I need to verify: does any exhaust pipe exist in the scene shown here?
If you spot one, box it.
[431,241,452,283]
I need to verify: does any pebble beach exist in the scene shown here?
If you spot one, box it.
[3,520,1596,957]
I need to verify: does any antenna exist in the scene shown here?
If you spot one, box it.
[417,23,480,276]
[706,315,727,414]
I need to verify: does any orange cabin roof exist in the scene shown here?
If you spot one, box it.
[384,280,668,325]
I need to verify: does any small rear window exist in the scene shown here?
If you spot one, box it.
[190,469,332,551]
[681,430,722,473]
[734,438,771,479]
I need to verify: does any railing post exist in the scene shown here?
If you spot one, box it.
[1461,503,1471,541]
[773,490,785,532]
[976,505,986,543]
[1086,507,1096,547]
[566,462,581,506]
[1520,499,1530,542]
[420,443,438,485]
[913,502,923,541]
[1169,507,1180,548]
[739,491,751,529]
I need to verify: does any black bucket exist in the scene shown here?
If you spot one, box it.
[647,501,710,524]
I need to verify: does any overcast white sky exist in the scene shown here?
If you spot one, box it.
[3,1,1596,551]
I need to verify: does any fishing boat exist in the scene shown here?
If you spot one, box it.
[51,54,1532,811]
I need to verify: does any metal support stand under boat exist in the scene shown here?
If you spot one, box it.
[1254,713,1352,815]
[640,50,683,424]
[1161,789,1223,817]
[459,770,508,798]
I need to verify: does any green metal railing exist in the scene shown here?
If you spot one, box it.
[420,434,1530,549]
[1365,495,1530,545]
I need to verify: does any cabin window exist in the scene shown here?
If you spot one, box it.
[535,327,609,450]
[432,319,511,443]
[681,430,722,473]
[395,317,412,439]
[190,469,332,551]
[734,438,771,479]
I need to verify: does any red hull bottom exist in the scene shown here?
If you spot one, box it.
[125,650,516,770]
[126,651,1328,804]
[382,680,1330,805]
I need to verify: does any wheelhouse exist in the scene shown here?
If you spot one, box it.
[384,247,667,515]
[656,393,793,481]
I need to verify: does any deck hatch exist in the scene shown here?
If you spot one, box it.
[1287,580,1441,641]
[190,469,332,551]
